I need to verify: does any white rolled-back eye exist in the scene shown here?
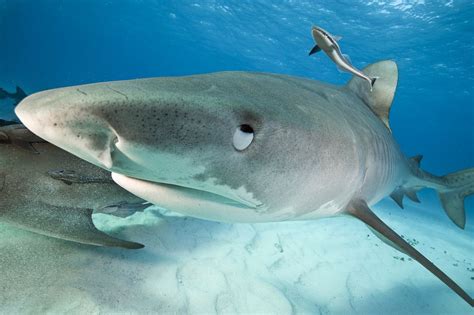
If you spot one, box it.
[233,124,254,151]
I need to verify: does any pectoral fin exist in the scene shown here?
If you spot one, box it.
[345,199,473,306]
[7,202,144,249]
[308,44,322,56]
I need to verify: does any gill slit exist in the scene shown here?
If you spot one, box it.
[330,97,367,208]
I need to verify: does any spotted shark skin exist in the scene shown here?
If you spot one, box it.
[16,61,473,305]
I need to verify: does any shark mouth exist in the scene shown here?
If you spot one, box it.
[111,173,265,223]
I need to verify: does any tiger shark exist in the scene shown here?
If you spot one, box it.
[15,61,473,305]
[0,122,148,248]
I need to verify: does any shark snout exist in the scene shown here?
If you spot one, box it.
[16,88,118,169]
[15,90,63,142]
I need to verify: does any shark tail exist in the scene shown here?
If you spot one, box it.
[392,155,473,229]
[437,168,474,229]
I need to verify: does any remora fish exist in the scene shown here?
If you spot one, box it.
[47,169,115,185]
[309,26,377,90]
[15,61,474,305]
[0,122,148,248]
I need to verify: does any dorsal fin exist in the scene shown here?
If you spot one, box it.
[410,154,423,167]
[346,60,398,132]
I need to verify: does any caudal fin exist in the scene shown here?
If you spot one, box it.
[403,155,473,229]
[438,168,474,229]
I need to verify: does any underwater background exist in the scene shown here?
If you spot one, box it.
[0,0,472,314]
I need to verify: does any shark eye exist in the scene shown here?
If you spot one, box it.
[233,124,254,151]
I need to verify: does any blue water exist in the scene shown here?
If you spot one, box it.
[0,0,473,313]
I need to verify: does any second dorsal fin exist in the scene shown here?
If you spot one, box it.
[346,60,398,132]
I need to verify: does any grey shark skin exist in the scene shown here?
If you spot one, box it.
[309,26,377,90]
[0,123,146,249]
[0,122,44,153]
[16,61,474,305]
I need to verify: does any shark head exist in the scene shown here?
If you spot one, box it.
[311,26,340,51]
[16,72,362,222]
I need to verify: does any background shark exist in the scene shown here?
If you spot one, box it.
[15,61,473,305]
[0,122,147,248]
[0,86,27,106]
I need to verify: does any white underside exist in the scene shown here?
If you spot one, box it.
[111,173,267,223]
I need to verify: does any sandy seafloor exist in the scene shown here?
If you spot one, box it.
[0,193,472,315]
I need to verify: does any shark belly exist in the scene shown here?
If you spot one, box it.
[112,173,275,223]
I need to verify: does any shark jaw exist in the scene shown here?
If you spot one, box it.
[15,91,266,222]
[111,173,268,223]
[14,90,263,213]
